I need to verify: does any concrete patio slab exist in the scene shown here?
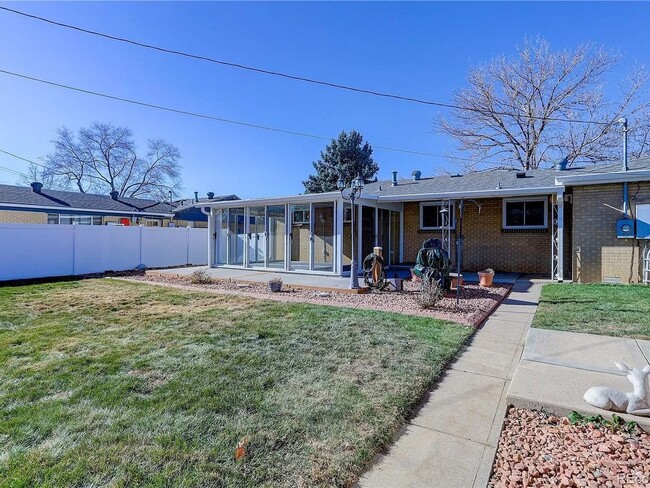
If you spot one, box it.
[636,338,650,363]
[507,359,650,431]
[413,370,506,445]
[473,319,529,345]
[451,342,519,379]
[357,426,487,488]
[522,328,649,375]
[148,266,369,293]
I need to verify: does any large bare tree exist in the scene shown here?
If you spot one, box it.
[26,122,182,200]
[439,38,649,170]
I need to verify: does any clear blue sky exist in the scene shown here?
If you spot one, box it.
[0,1,649,199]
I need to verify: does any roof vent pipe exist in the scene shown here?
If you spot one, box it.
[110,190,119,200]
[391,171,398,186]
[412,170,421,181]
[207,192,215,200]
[194,191,199,203]
[30,181,43,193]
[555,157,569,172]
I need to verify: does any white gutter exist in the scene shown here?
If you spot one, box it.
[555,170,650,186]
[373,186,561,202]
[0,202,174,218]
[197,191,355,209]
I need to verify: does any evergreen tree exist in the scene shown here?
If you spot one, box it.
[303,130,379,193]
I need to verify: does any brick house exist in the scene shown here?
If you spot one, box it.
[195,158,650,284]
[0,182,239,228]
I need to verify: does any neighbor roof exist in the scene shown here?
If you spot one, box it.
[0,183,237,217]
[362,158,650,198]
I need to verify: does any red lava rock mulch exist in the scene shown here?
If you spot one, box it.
[125,274,510,327]
[490,408,650,488]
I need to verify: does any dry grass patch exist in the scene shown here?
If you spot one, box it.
[0,278,471,487]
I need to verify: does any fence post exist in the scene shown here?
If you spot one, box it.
[187,226,190,264]
[72,223,76,276]
[139,225,143,266]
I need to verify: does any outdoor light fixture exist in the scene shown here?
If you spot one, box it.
[339,175,364,289]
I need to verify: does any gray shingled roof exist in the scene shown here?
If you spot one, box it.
[363,158,650,197]
[0,183,237,216]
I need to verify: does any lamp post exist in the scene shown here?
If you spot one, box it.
[338,175,364,289]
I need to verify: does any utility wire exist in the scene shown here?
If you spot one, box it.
[0,6,611,126]
[0,164,28,178]
[0,148,48,169]
[0,68,479,162]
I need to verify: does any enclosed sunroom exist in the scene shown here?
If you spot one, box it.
[201,192,403,276]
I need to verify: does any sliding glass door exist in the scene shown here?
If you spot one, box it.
[312,202,335,272]
[267,205,286,269]
[248,206,266,267]
[228,207,245,266]
[290,204,310,270]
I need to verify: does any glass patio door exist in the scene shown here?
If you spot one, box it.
[290,204,310,270]
[228,207,245,266]
[248,206,266,267]
[312,202,335,272]
[267,205,286,269]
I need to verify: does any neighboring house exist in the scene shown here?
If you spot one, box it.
[0,182,239,228]
[194,158,650,284]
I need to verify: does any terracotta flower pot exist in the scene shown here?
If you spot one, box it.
[478,271,494,287]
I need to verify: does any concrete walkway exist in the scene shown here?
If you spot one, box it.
[508,328,650,431]
[357,278,545,488]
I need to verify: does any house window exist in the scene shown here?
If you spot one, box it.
[144,219,161,227]
[420,202,455,230]
[48,214,102,225]
[343,207,352,223]
[503,198,547,229]
[292,206,310,225]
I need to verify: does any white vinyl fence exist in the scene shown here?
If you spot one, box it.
[0,224,208,281]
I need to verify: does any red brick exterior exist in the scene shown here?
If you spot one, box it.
[402,199,554,275]
[571,182,650,283]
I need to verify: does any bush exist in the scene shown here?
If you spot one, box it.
[417,270,444,309]
[190,269,214,284]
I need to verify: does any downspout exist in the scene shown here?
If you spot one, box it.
[201,206,215,266]
[619,118,629,216]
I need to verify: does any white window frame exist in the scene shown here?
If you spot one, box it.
[502,197,548,230]
[291,207,310,225]
[419,202,456,231]
[49,214,102,225]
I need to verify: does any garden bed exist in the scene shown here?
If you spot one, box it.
[129,273,511,327]
[490,408,650,487]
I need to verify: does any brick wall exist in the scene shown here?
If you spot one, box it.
[0,210,47,224]
[402,199,552,274]
[572,182,650,283]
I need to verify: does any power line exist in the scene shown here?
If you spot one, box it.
[0,148,48,169]
[0,164,28,178]
[0,6,611,127]
[0,68,478,162]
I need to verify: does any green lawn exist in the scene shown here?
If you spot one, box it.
[0,279,470,487]
[533,283,650,340]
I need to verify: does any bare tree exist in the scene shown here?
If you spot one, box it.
[439,38,649,170]
[35,122,182,200]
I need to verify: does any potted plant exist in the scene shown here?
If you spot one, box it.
[478,268,495,287]
[268,277,283,293]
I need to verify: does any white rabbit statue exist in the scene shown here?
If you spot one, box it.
[583,362,650,417]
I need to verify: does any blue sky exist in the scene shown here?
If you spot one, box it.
[0,1,649,199]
